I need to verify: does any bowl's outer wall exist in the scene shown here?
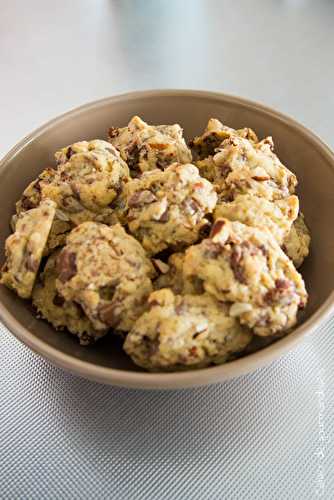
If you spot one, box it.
[1,91,334,387]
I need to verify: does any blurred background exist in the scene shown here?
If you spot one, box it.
[1,0,333,153]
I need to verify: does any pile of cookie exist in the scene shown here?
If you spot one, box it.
[0,116,310,371]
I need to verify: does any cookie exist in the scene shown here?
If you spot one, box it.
[183,218,307,336]
[214,194,299,245]
[108,115,192,175]
[283,213,311,268]
[32,250,104,345]
[14,168,72,253]
[196,135,297,201]
[122,163,217,255]
[15,141,129,252]
[56,222,155,332]
[190,118,258,160]
[124,288,252,371]
[1,199,56,298]
[47,139,129,221]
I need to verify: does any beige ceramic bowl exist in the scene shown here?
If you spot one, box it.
[1,90,334,389]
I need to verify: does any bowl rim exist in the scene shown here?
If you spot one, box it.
[1,89,334,390]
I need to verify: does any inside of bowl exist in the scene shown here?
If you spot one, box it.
[1,91,334,371]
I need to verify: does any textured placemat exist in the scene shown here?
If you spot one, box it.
[0,319,333,499]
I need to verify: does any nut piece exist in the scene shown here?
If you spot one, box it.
[108,116,192,175]
[152,258,170,274]
[124,289,252,371]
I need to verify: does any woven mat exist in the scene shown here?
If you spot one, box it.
[1,319,333,499]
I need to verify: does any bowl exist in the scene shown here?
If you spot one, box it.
[1,90,334,389]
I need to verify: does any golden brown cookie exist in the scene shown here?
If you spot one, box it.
[196,135,297,202]
[190,118,258,160]
[32,250,105,345]
[56,222,155,332]
[124,288,252,371]
[122,163,217,255]
[283,213,311,268]
[1,199,56,298]
[183,218,307,336]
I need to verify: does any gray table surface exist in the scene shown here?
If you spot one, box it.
[1,1,333,498]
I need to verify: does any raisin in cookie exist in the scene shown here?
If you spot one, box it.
[124,288,252,371]
[1,199,56,298]
[214,194,299,245]
[196,136,297,201]
[283,213,311,268]
[32,250,104,345]
[122,163,217,255]
[56,222,155,332]
[183,218,307,336]
[108,115,192,175]
[190,118,258,160]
